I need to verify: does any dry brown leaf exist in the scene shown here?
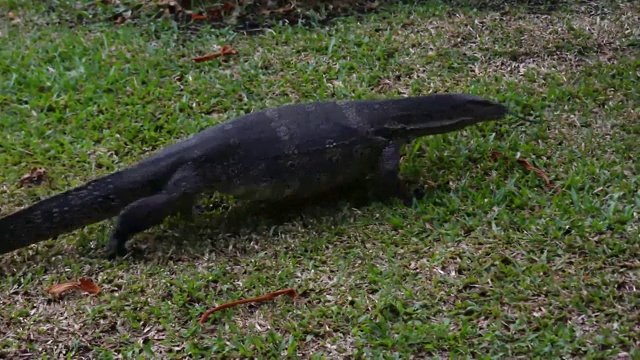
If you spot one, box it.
[18,167,48,187]
[157,0,182,11]
[207,2,234,19]
[9,12,21,24]
[621,262,640,269]
[46,282,79,297]
[78,277,101,294]
[46,277,101,298]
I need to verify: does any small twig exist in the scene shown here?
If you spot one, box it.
[192,44,237,63]
[199,288,297,325]
[490,151,559,193]
[258,5,295,15]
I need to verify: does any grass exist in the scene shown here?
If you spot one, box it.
[1,0,639,358]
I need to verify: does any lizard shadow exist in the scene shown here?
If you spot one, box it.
[144,178,443,259]
[156,180,379,255]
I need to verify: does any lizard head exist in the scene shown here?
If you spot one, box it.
[375,93,529,140]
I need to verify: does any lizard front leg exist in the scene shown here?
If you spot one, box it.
[105,164,205,258]
[369,143,420,206]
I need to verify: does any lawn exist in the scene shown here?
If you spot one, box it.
[0,0,638,358]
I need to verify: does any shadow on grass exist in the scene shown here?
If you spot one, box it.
[0,152,454,274]
[121,175,447,261]
[139,180,386,258]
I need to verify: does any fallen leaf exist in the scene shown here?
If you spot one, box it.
[190,13,209,20]
[207,1,234,19]
[258,5,295,15]
[10,13,21,24]
[113,9,132,24]
[46,282,78,297]
[46,277,101,298]
[621,262,640,269]
[18,167,48,187]
[199,288,296,325]
[157,0,182,12]
[78,277,101,294]
[192,44,237,63]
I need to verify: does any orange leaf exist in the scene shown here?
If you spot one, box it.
[46,277,101,297]
[219,45,237,55]
[78,277,101,294]
[207,1,235,19]
[190,13,209,20]
[47,282,80,297]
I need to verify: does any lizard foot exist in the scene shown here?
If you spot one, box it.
[401,187,427,207]
[105,235,128,259]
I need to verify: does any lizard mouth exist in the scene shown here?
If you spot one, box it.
[374,115,477,139]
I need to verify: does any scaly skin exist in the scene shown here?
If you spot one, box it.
[0,93,517,258]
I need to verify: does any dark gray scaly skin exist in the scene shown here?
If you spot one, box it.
[0,93,516,258]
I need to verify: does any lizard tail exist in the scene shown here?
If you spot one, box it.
[0,169,159,255]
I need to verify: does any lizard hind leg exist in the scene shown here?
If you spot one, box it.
[104,164,205,258]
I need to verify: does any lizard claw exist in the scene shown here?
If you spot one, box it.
[401,187,427,207]
[104,235,128,259]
